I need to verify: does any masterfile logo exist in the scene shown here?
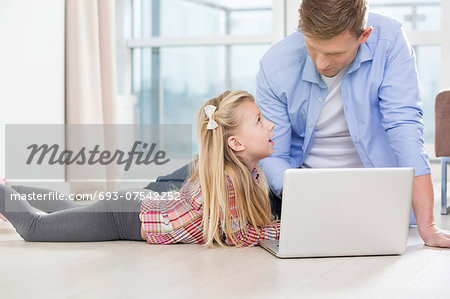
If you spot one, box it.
[6,124,192,181]
[26,141,170,171]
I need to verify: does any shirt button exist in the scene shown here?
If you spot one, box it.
[318,97,323,102]
[308,123,312,128]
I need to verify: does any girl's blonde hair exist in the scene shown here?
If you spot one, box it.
[191,90,274,247]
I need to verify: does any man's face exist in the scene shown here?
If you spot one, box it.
[304,28,372,77]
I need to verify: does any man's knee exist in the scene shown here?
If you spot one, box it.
[269,190,282,219]
[144,162,192,192]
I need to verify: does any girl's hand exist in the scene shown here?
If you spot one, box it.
[0,213,8,222]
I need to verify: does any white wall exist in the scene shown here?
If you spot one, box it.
[286,0,300,35]
[0,0,65,178]
[442,0,450,88]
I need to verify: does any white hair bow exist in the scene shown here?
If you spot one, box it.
[204,105,218,130]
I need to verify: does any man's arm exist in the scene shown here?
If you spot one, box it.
[413,174,450,247]
[255,62,294,196]
[377,25,449,247]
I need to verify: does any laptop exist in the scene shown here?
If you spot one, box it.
[260,168,414,258]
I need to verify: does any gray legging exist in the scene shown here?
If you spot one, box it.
[0,184,144,242]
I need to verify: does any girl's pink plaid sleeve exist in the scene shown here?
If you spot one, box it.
[223,176,280,247]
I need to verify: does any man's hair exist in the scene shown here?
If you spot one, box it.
[298,0,368,39]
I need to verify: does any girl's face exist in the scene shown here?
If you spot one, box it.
[228,101,275,169]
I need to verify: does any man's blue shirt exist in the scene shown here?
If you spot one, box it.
[256,13,431,196]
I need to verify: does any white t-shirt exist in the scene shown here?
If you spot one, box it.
[302,66,365,168]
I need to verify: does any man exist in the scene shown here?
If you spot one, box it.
[255,0,450,248]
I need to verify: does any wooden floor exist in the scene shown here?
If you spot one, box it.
[1,186,449,298]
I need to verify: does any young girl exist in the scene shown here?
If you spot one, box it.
[0,90,280,247]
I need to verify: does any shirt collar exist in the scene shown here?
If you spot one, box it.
[301,42,373,85]
[347,42,373,74]
[302,55,325,88]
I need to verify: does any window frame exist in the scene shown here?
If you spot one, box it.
[116,0,450,153]
[117,0,285,124]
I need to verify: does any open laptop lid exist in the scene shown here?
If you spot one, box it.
[277,168,414,258]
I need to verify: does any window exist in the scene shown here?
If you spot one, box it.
[117,0,450,151]
[370,0,440,30]
[370,0,442,145]
[117,0,284,152]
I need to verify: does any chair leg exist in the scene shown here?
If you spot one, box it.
[442,157,449,215]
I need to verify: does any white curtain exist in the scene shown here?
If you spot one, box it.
[65,0,118,193]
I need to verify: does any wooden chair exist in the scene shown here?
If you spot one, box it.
[435,90,450,214]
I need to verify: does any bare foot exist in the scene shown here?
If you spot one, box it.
[1,179,10,222]
[1,178,12,187]
[0,213,8,222]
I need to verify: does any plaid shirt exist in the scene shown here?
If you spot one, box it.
[139,169,280,246]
